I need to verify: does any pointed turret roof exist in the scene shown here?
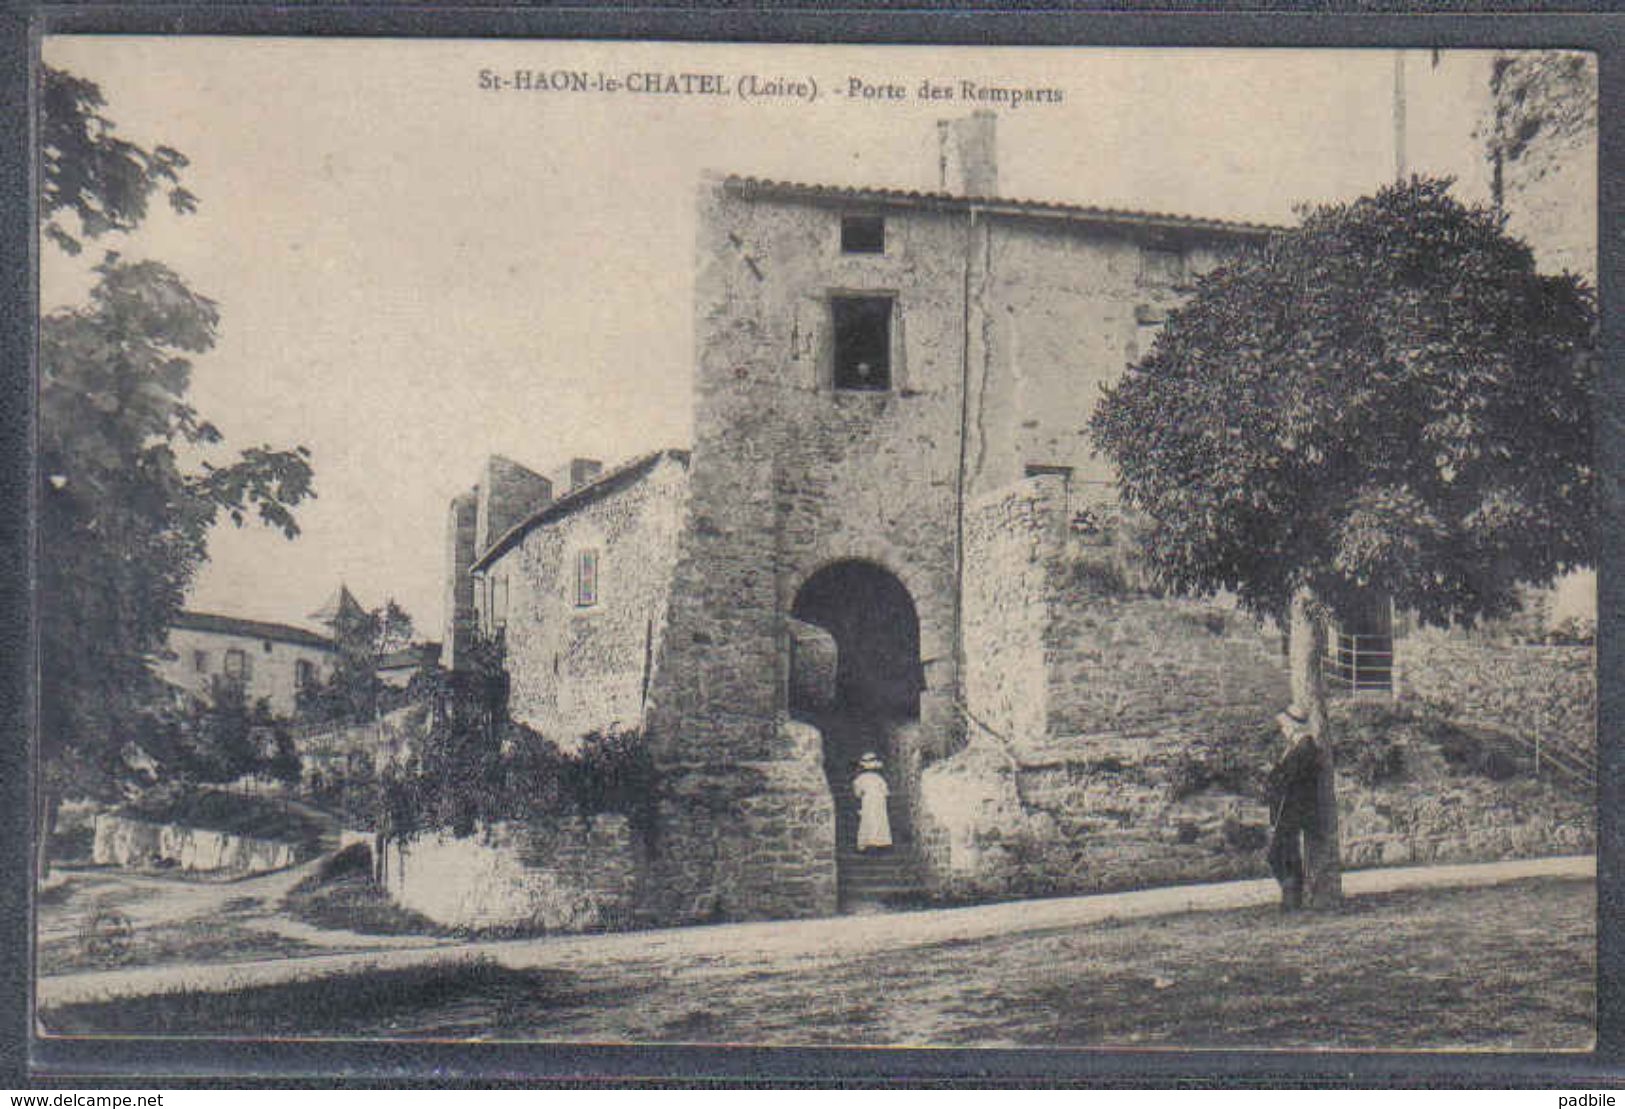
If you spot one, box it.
[309,584,366,627]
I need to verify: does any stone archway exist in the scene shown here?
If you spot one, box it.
[790,560,925,908]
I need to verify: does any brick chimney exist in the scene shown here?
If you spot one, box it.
[551,457,603,494]
[938,110,998,197]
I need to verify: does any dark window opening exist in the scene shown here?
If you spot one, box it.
[1025,464,1074,482]
[1140,246,1186,285]
[832,296,892,391]
[193,650,208,673]
[841,215,885,254]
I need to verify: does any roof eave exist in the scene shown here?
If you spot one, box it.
[470,448,690,574]
[720,176,1282,238]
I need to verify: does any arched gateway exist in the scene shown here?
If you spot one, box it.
[789,560,925,909]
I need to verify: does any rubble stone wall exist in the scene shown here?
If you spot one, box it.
[489,455,688,754]
[384,814,640,932]
[1396,629,1595,759]
[92,814,300,875]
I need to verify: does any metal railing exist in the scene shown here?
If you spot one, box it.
[1323,631,1395,697]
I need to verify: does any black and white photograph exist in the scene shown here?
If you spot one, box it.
[30,37,1599,1055]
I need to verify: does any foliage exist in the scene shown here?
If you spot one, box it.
[120,785,328,853]
[298,595,415,725]
[1090,177,1595,634]
[40,66,198,256]
[168,679,280,784]
[39,68,316,810]
[362,633,652,840]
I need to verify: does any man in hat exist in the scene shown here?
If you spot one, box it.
[852,752,893,853]
[1265,707,1321,910]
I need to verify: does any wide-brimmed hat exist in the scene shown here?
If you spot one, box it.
[858,751,884,770]
[1276,707,1311,734]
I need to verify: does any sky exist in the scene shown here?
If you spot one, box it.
[40,39,1505,640]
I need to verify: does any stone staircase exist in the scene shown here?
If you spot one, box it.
[828,774,926,912]
[836,846,927,911]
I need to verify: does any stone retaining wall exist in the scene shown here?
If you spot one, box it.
[914,722,1593,903]
[92,814,301,875]
[1397,629,1595,758]
[383,813,640,933]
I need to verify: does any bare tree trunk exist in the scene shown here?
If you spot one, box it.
[1288,587,1343,909]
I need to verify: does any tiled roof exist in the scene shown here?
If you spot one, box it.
[471,449,691,572]
[721,176,1284,237]
[171,611,335,650]
[378,643,441,671]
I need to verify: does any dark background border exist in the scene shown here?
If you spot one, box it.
[3,4,1620,1088]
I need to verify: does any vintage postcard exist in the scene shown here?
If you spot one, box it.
[31,35,1598,1062]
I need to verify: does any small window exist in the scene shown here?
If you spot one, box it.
[1140,246,1185,285]
[576,549,600,608]
[841,215,885,254]
[1025,464,1074,482]
[262,640,274,654]
[494,574,509,630]
[224,648,249,682]
[295,659,316,689]
[192,650,209,673]
[832,295,892,391]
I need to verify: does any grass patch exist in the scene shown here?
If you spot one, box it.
[40,877,1593,1048]
[281,871,448,938]
[40,958,592,1038]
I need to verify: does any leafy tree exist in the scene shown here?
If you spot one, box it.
[1090,177,1594,907]
[40,66,198,257]
[299,593,415,724]
[163,680,285,784]
[38,66,316,873]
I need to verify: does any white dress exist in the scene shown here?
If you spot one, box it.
[853,769,893,850]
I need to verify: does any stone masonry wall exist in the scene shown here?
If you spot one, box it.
[961,476,1064,747]
[92,814,301,875]
[383,814,639,932]
[915,725,1592,904]
[644,180,1266,924]
[442,492,479,672]
[1396,628,1595,763]
[971,218,1238,498]
[159,627,335,719]
[640,180,976,922]
[488,455,688,754]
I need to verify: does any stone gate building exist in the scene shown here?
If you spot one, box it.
[443,112,1309,924]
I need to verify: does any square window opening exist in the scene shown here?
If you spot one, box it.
[841,215,885,254]
[1140,246,1186,285]
[832,295,892,391]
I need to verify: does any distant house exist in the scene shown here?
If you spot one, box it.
[160,611,337,717]
[378,642,441,688]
